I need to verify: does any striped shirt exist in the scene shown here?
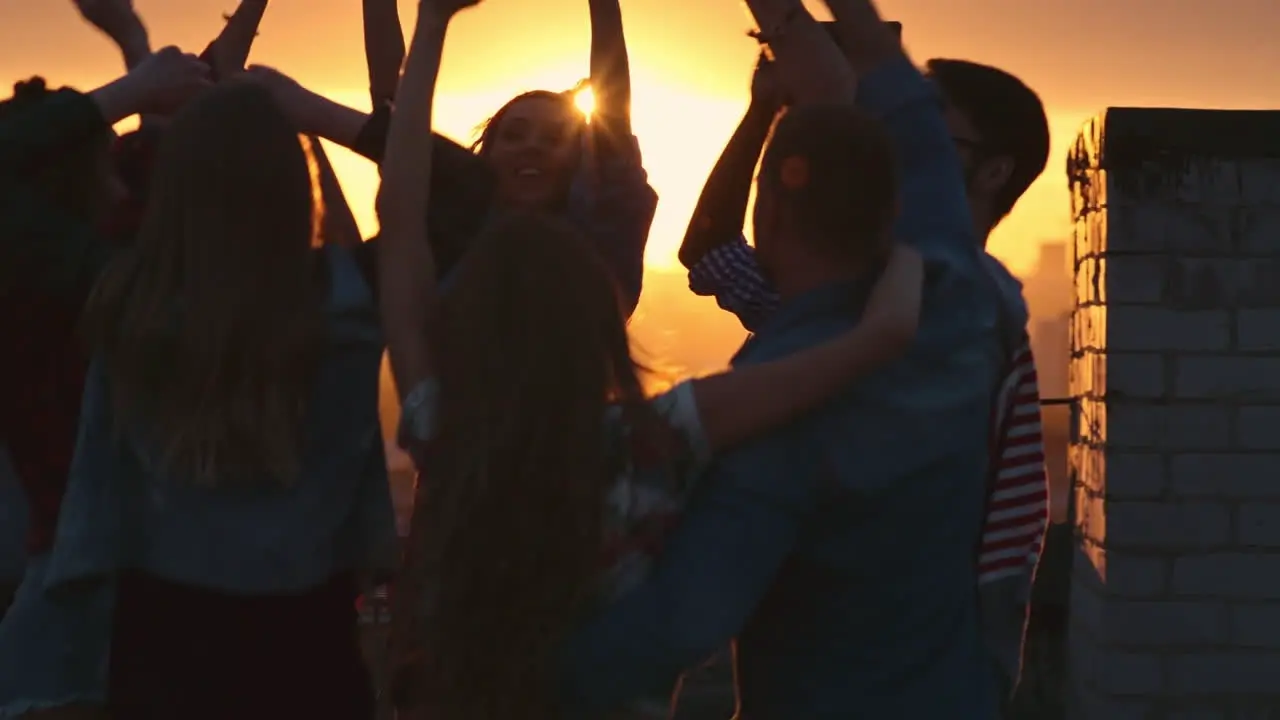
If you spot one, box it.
[687,236,1049,591]
[980,340,1049,586]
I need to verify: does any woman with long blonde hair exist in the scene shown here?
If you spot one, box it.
[377,1,923,717]
[44,80,396,720]
[0,48,210,719]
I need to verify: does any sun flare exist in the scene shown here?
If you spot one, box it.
[317,71,747,271]
[573,86,596,117]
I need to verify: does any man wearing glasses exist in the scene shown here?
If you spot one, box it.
[674,33,1053,720]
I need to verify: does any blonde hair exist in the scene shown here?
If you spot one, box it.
[83,82,327,487]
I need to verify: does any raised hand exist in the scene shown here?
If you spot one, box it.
[750,53,787,113]
[421,0,482,19]
[127,47,214,116]
[72,0,140,37]
[72,0,150,69]
[205,0,271,80]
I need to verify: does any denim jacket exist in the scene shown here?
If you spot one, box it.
[45,246,397,595]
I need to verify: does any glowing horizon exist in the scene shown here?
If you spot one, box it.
[7,0,1280,377]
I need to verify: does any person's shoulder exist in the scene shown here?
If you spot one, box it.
[736,314,855,367]
[978,252,1024,294]
[977,251,1030,341]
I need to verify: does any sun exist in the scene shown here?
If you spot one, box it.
[573,86,596,117]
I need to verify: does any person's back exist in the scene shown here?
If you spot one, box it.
[729,277,1002,716]
[56,245,390,592]
[724,70,1005,715]
[44,82,393,719]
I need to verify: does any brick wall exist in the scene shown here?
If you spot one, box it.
[1067,108,1280,718]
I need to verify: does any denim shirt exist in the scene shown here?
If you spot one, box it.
[558,55,1005,718]
[44,246,398,595]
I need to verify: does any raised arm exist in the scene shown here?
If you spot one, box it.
[72,0,152,70]
[587,0,632,150]
[560,416,822,711]
[689,245,921,454]
[205,0,269,79]
[378,0,478,396]
[819,0,900,78]
[364,0,406,107]
[678,54,779,269]
[824,0,978,264]
[741,0,854,105]
[245,66,370,149]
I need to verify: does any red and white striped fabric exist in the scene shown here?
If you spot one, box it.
[978,339,1050,586]
[357,585,393,625]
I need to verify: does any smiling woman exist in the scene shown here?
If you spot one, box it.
[316,71,748,271]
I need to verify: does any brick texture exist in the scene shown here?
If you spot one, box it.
[1067,108,1280,718]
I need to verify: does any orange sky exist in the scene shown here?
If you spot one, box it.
[4,0,1280,375]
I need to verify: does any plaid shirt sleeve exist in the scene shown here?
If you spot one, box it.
[686,235,780,333]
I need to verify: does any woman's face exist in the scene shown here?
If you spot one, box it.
[485,96,581,210]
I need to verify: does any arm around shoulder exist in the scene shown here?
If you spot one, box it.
[856,56,979,266]
[559,427,819,712]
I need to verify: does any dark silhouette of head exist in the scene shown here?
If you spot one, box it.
[0,78,124,225]
[926,58,1050,236]
[472,86,587,211]
[753,103,898,298]
[83,81,327,487]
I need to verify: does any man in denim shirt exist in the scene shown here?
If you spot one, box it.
[559,8,1005,718]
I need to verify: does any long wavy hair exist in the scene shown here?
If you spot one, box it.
[396,212,661,718]
[82,82,327,487]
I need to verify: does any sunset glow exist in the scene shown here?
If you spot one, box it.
[573,86,596,117]
[5,0,1280,382]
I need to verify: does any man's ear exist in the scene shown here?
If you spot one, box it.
[973,156,1014,198]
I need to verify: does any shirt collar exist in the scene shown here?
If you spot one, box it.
[735,276,874,362]
[759,277,873,336]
